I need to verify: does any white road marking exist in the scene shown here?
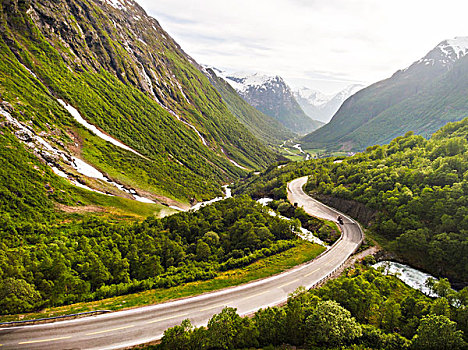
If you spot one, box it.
[305,268,321,277]
[18,336,72,344]
[278,279,300,288]
[241,290,269,300]
[146,313,189,324]
[86,325,134,335]
[199,304,225,312]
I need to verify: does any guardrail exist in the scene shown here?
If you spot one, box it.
[288,177,365,291]
[0,310,111,327]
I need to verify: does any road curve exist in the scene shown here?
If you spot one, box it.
[0,176,363,350]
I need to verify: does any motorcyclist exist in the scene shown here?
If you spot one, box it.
[337,215,344,225]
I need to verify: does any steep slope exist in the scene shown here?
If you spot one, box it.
[216,71,323,134]
[302,37,468,151]
[0,0,280,206]
[294,84,364,123]
[235,117,468,285]
[203,67,295,146]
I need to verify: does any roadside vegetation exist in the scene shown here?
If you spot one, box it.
[0,240,323,322]
[154,265,468,350]
[235,117,468,287]
[266,199,341,244]
[0,192,327,316]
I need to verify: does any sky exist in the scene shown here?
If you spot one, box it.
[138,0,468,94]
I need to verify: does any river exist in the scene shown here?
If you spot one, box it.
[372,261,438,297]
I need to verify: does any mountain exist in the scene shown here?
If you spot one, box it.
[301,36,468,151]
[0,0,282,209]
[294,84,364,123]
[216,70,323,134]
[203,67,296,146]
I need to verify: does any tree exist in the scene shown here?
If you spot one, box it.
[207,307,257,349]
[254,307,286,346]
[305,300,362,347]
[0,277,41,313]
[430,297,451,317]
[202,231,219,246]
[195,240,211,261]
[160,319,194,350]
[411,314,467,350]
[380,299,402,332]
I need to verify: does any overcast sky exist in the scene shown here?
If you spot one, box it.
[138,0,468,94]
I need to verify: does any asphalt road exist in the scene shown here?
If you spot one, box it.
[0,176,363,349]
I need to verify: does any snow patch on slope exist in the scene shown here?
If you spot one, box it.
[1,108,156,203]
[295,88,332,107]
[440,36,468,59]
[57,99,145,158]
[410,36,468,69]
[205,67,279,93]
[101,0,127,10]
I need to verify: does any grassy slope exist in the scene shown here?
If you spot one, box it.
[301,56,468,151]
[0,124,170,222]
[0,0,281,205]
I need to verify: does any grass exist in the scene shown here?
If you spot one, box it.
[277,144,349,162]
[0,240,324,323]
[71,190,178,220]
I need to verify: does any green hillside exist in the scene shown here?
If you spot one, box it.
[302,45,468,151]
[0,0,280,207]
[235,118,468,286]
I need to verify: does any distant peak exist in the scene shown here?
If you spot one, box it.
[411,36,468,69]
[438,36,468,57]
[294,84,364,107]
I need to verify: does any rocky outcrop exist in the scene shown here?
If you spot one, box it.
[312,194,377,226]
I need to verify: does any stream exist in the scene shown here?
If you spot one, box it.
[293,143,311,161]
[257,198,328,247]
[189,185,232,211]
[372,261,438,297]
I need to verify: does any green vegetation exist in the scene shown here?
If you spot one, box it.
[0,0,282,207]
[0,240,323,322]
[155,266,468,350]
[301,47,468,151]
[236,118,468,286]
[0,195,309,315]
[304,124,468,285]
[267,199,340,244]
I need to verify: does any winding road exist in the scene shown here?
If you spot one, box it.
[0,176,363,349]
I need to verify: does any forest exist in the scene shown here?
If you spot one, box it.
[235,117,468,286]
[0,195,302,314]
[154,265,468,350]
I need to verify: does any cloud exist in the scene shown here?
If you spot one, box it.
[137,0,468,93]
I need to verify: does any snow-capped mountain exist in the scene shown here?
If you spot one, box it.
[294,84,364,123]
[207,68,323,134]
[301,36,468,151]
[410,36,468,69]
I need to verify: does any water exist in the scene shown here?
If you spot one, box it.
[256,198,328,248]
[189,185,232,211]
[372,261,437,297]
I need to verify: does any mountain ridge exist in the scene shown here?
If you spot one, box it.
[203,67,296,146]
[0,0,281,207]
[210,68,323,134]
[294,84,364,123]
[301,36,468,151]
